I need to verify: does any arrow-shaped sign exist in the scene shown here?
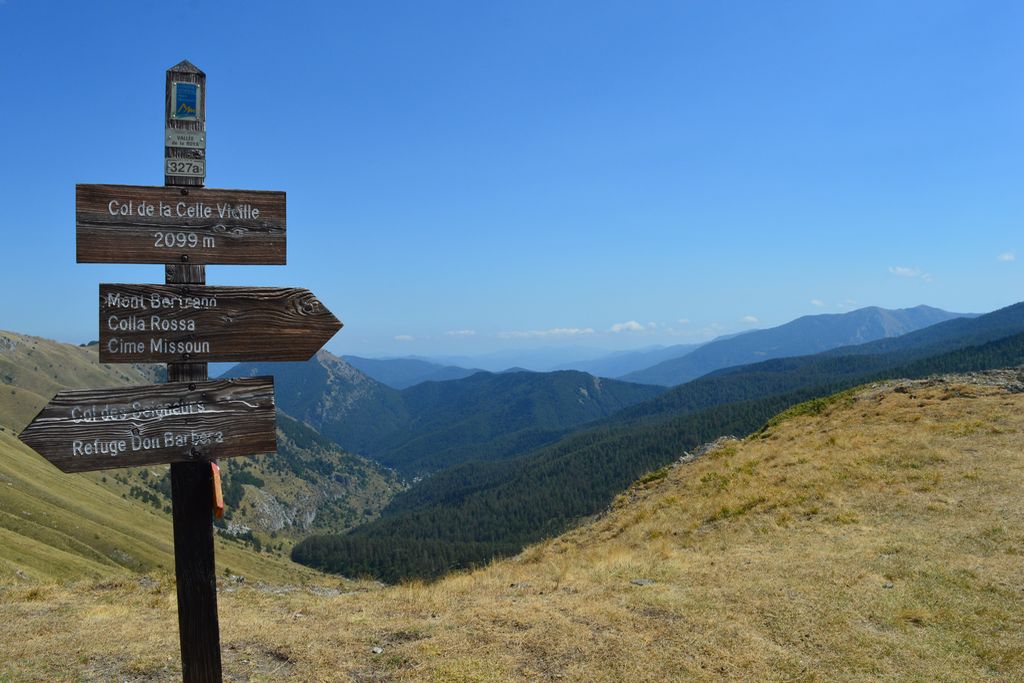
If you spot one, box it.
[99,284,343,363]
[18,377,276,473]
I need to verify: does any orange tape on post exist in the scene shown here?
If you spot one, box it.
[211,462,224,520]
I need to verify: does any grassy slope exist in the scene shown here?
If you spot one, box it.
[2,373,1021,680]
[0,331,161,432]
[0,428,323,584]
[0,329,399,561]
[0,329,380,582]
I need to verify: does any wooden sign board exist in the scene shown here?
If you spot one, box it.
[98,284,343,363]
[76,184,286,265]
[18,377,276,473]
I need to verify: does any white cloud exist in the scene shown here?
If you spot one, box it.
[742,315,759,324]
[497,327,595,339]
[609,320,657,333]
[889,266,921,278]
[445,329,476,336]
[998,251,1017,262]
[889,266,933,283]
[810,299,825,307]
[677,318,690,325]
[394,334,415,342]
[610,320,643,333]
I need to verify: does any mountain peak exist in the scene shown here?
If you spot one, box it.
[623,305,971,386]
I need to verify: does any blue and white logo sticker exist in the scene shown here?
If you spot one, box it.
[172,82,200,120]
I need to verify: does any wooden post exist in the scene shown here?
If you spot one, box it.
[24,58,336,680]
[18,57,342,680]
[166,61,206,187]
[166,62,221,683]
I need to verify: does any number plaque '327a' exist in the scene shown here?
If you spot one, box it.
[76,184,286,265]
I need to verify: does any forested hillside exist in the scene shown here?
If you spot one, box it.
[384,370,664,472]
[225,350,410,456]
[293,307,1024,581]
[228,353,663,474]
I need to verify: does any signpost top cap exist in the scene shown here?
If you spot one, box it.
[168,60,204,76]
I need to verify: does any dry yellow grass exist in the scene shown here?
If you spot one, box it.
[2,376,1023,681]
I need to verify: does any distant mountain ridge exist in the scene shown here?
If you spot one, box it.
[226,353,665,474]
[415,346,631,373]
[342,355,480,389]
[623,305,971,386]
[550,343,703,378]
[227,351,410,457]
[386,369,663,472]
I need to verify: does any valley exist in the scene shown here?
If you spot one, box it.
[7,302,1024,585]
[292,302,1024,581]
[4,303,1024,680]
[225,353,664,474]
[2,373,1021,680]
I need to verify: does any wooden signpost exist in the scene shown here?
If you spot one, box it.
[18,60,341,682]
[98,284,342,363]
[77,184,286,264]
[19,378,276,473]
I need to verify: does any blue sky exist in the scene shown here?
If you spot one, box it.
[1,1,1023,358]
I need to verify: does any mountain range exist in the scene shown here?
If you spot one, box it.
[548,342,703,377]
[292,301,1024,580]
[3,301,1017,585]
[342,355,481,389]
[225,356,664,475]
[621,304,971,385]
[345,305,970,390]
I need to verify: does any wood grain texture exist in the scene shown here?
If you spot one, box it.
[17,377,276,473]
[165,234,223,683]
[166,263,206,286]
[171,459,222,683]
[166,61,206,187]
[98,283,342,363]
[165,61,223,683]
[76,184,286,264]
